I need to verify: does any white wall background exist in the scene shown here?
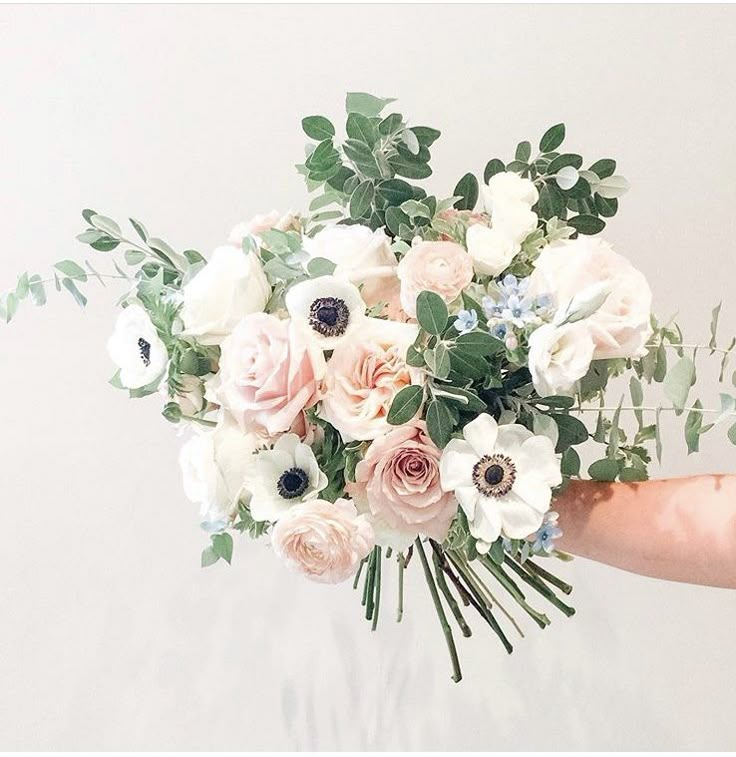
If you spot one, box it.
[1,4,735,750]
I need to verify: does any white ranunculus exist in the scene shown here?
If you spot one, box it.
[284,275,367,349]
[302,224,398,307]
[528,237,653,359]
[249,434,327,522]
[180,245,270,345]
[439,414,562,551]
[179,416,260,531]
[528,322,596,397]
[481,172,539,214]
[492,200,539,244]
[107,304,168,389]
[466,223,519,276]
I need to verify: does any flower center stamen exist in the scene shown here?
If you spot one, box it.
[473,454,516,497]
[308,297,350,338]
[277,467,309,499]
[137,337,151,367]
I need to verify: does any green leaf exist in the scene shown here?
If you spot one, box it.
[376,178,414,206]
[90,236,120,252]
[426,399,454,448]
[201,546,220,568]
[385,206,411,236]
[547,153,583,175]
[401,129,420,155]
[346,112,379,146]
[452,173,479,211]
[89,214,121,237]
[433,343,451,379]
[55,260,87,281]
[483,159,505,184]
[588,458,619,482]
[709,302,722,353]
[3,292,18,322]
[125,249,146,266]
[15,272,29,299]
[76,230,104,244]
[728,421,736,445]
[129,218,149,242]
[379,112,403,136]
[387,384,423,425]
[537,183,565,219]
[561,447,581,477]
[629,376,644,429]
[306,257,336,277]
[302,115,335,141]
[663,356,695,411]
[595,195,618,217]
[349,180,374,219]
[551,413,589,452]
[211,532,233,564]
[345,92,396,118]
[539,123,565,152]
[449,348,488,380]
[61,277,87,307]
[28,275,46,306]
[433,386,486,412]
[454,331,504,356]
[389,154,432,180]
[684,400,704,454]
[568,214,605,235]
[515,141,531,162]
[489,538,505,566]
[411,126,441,147]
[589,158,616,179]
[416,290,448,335]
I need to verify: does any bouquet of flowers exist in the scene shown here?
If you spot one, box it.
[4,93,734,682]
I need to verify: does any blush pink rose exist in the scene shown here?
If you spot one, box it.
[319,317,422,442]
[212,313,326,436]
[348,420,458,548]
[397,241,474,318]
[271,498,374,584]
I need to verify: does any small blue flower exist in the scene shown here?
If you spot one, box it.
[498,274,530,300]
[501,294,537,328]
[530,511,563,555]
[482,295,503,319]
[201,519,228,534]
[491,322,508,340]
[453,308,478,335]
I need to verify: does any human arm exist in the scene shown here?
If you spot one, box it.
[554,475,736,589]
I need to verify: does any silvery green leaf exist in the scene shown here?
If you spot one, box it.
[2,292,18,322]
[728,422,736,445]
[129,218,149,242]
[436,196,462,213]
[578,169,600,185]
[345,92,396,118]
[55,260,88,281]
[554,282,610,325]
[400,199,431,219]
[555,166,579,191]
[595,175,630,199]
[306,257,336,277]
[663,356,695,411]
[629,376,644,429]
[28,275,46,306]
[715,393,735,424]
[533,413,559,448]
[401,128,420,155]
[684,400,704,454]
[211,532,233,564]
[90,214,121,237]
[709,302,721,353]
[497,410,517,425]
[15,272,29,299]
[201,546,220,568]
[125,249,146,266]
[77,230,105,244]
[62,277,87,307]
[655,406,663,462]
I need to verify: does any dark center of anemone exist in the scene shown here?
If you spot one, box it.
[277,466,309,499]
[308,296,349,338]
[472,454,516,498]
[137,337,151,367]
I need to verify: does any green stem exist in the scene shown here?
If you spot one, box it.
[353,557,366,590]
[397,553,405,623]
[480,558,550,629]
[180,415,217,428]
[524,558,573,595]
[364,548,377,619]
[415,538,462,683]
[371,546,382,631]
[504,556,576,617]
[433,549,472,637]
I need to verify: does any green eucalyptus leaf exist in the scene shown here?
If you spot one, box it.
[211,532,233,564]
[349,180,374,219]
[663,356,695,411]
[387,384,423,425]
[426,399,454,448]
[539,123,565,152]
[302,115,335,141]
[452,173,479,211]
[55,260,87,281]
[201,546,220,568]
[568,214,605,235]
[454,331,504,356]
[416,290,448,335]
[588,458,619,482]
[483,159,505,184]
[589,158,616,179]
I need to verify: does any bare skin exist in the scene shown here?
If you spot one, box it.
[554,475,736,589]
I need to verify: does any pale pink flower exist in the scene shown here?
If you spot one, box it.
[348,420,458,548]
[397,241,474,318]
[212,313,326,436]
[228,210,299,246]
[319,317,422,442]
[271,498,374,584]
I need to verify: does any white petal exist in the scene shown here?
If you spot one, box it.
[461,414,499,456]
[496,492,545,539]
[469,497,502,544]
[454,486,479,519]
[439,439,476,490]
[495,423,534,457]
[274,433,300,458]
[511,476,553,514]
[516,435,562,488]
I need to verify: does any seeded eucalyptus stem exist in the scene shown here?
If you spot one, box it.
[415,538,462,683]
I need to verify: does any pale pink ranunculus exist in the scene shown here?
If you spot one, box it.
[348,420,458,549]
[529,237,653,360]
[397,241,474,318]
[319,317,422,442]
[271,498,374,584]
[212,313,326,436]
[228,210,299,246]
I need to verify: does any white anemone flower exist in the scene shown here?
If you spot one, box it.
[249,434,328,522]
[284,275,367,349]
[439,414,562,552]
[107,304,168,389]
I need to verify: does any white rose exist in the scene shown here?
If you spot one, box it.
[528,322,596,397]
[303,225,399,308]
[466,224,519,276]
[481,172,539,213]
[179,416,260,530]
[492,200,539,244]
[107,304,168,389]
[180,246,271,345]
[529,237,653,359]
